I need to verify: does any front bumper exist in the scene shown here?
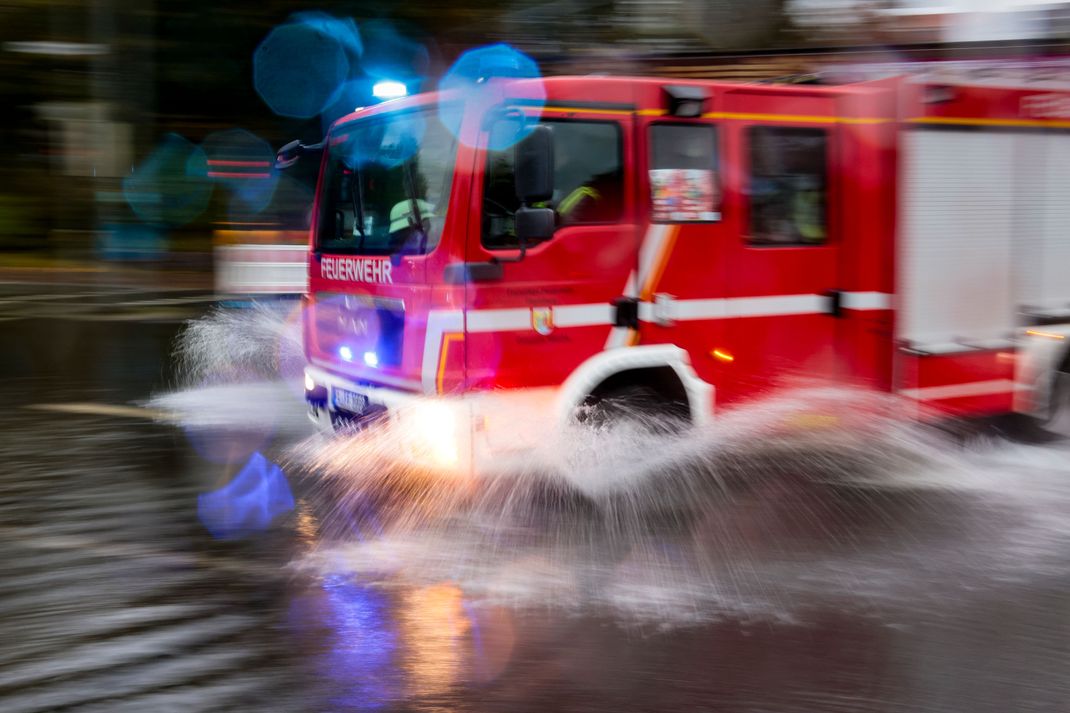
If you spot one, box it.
[304,364,418,433]
[303,364,558,472]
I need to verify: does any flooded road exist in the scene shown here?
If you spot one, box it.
[0,287,1067,712]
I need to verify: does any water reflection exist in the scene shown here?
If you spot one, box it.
[293,574,520,709]
[397,584,469,699]
[320,576,399,711]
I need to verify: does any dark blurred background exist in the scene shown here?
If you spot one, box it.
[1,0,1068,286]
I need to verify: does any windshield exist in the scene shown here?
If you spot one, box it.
[316,107,457,256]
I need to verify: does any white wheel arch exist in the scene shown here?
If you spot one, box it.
[1014,325,1070,417]
[554,344,714,427]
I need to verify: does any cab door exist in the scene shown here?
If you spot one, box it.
[632,117,730,391]
[718,105,843,404]
[463,108,639,391]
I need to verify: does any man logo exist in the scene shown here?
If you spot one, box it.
[338,313,370,336]
[531,307,554,336]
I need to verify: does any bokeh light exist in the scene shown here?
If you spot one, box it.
[438,43,545,150]
[122,133,212,226]
[268,173,317,231]
[95,223,164,261]
[318,20,431,133]
[319,78,370,135]
[197,451,295,539]
[202,128,279,216]
[253,13,361,119]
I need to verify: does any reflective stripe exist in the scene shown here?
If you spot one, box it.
[553,303,614,327]
[842,291,892,310]
[558,186,599,216]
[467,308,531,333]
[467,303,616,332]
[418,291,893,392]
[468,292,892,331]
[725,294,827,318]
[898,379,1022,401]
[636,224,676,297]
[657,293,840,321]
[421,310,463,393]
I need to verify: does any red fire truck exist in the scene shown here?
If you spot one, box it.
[287,66,1070,469]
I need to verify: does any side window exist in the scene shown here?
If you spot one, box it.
[748,126,828,246]
[649,124,720,223]
[482,120,623,250]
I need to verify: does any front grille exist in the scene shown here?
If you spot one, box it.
[313,292,405,368]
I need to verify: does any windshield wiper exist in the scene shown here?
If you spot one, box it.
[349,166,367,250]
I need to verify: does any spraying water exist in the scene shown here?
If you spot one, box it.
[154,300,309,430]
[159,304,1070,625]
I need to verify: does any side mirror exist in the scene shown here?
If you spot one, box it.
[515,125,553,204]
[515,206,555,244]
[275,140,303,170]
[275,139,324,170]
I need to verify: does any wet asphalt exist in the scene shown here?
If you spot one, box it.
[0,281,1067,713]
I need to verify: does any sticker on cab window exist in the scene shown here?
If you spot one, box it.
[650,168,720,223]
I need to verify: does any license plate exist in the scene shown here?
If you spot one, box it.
[332,388,368,414]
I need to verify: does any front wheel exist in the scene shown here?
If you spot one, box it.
[578,384,690,436]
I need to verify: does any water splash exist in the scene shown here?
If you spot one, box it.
[171,300,304,388]
[290,392,1070,624]
[158,305,1070,625]
[153,300,310,463]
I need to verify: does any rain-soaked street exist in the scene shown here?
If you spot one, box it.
[1,281,1068,713]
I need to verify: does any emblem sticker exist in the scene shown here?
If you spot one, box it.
[531,307,554,336]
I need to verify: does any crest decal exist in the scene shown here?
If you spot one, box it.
[531,307,554,336]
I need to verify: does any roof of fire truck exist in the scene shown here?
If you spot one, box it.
[331,61,1070,133]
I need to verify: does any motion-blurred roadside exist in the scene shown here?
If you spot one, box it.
[2,0,1068,291]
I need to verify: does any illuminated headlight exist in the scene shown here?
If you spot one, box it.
[404,401,460,469]
[339,346,354,362]
[363,351,379,368]
[304,372,316,392]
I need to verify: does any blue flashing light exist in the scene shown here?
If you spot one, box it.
[339,345,354,361]
[372,80,407,100]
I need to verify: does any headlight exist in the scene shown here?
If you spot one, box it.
[403,400,460,469]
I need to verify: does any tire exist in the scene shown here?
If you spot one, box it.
[579,384,690,435]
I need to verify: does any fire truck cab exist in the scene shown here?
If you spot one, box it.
[297,70,1070,469]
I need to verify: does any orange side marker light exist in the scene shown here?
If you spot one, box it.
[1026,329,1065,340]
